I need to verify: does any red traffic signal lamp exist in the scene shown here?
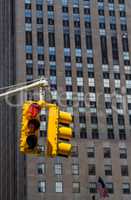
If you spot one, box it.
[20,101,43,154]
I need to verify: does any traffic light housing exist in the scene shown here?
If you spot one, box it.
[20,101,43,154]
[47,105,72,157]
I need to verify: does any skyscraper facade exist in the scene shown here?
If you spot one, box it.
[16,0,131,200]
[0,1,25,200]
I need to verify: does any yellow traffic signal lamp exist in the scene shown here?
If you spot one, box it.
[20,101,43,154]
[47,105,73,157]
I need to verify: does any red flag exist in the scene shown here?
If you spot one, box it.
[97,177,109,198]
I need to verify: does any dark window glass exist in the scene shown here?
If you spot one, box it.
[114,73,120,79]
[38,54,44,60]
[36,4,42,10]
[89,183,97,193]
[106,183,114,194]
[26,31,32,45]
[74,21,80,28]
[65,70,72,77]
[125,74,131,80]
[85,21,91,29]
[91,115,98,124]
[48,32,55,47]
[100,36,108,64]
[110,23,116,30]
[106,115,113,125]
[98,9,104,16]
[109,10,115,16]
[88,164,96,175]
[121,166,128,176]
[119,0,125,4]
[37,18,43,24]
[48,18,54,25]
[25,3,31,9]
[122,37,129,52]
[73,7,79,14]
[26,53,32,59]
[47,5,54,11]
[108,129,114,139]
[120,148,127,159]
[105,102,112,109]
[80,128,87,138]
[63,20,69,27]
[75,34,81,48]
[25,17,32,23]
[111,36,119,64]
[121,24,127,31]
[122,183,130,194]
[118,115,125,125]
[37,32,44,46]
[86,35,92,49]
[99,23,105,29]
[119,129,126,140]
[120,10,126,17]
[105,165,112,176]
[64,33,70,48]
[84,8,90,15]
[62,6,68,13]
[77,70,83,77]
[104,148,111,158]
[103,72,109,79]
[66,85,72,91]
[92,129,99,139]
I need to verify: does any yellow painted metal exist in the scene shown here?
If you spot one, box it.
[59,127,72,140]
[58,142,72,156]
[59,111,72,124]
[46,105,59,157]
[20,101,42,154]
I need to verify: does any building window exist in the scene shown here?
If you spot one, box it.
[121,165,128,176]
[120,148,127,159]
[37,163,45,174]
[80,128,87,138]
[92,129,99,139]
[37,32,44,46]
[38,181,46,193]
[106,183,114,194]
[100,36,108,64]
[104,147,111,158]
[86,35,92,49]
[54,164,62,175]
[72,182,80,193]
[55,182,63,193]
[25,31,32,45]
[122,183,130,194]
[89,182,97,193]
[119,129,126,140]
[118,114,125,125]
[48,32,55,47]
[122,36,129,52]
[106,115,113,125]
[88,164,96,176]
[107,129,114,139]
[72,164,79,175]
[75,34,81,48]
[64,33,70,48]
[111,36,119,64]
[87,147,95,158]
[105,165,112,176]
[91,115,98,124]
[71,145,78,157]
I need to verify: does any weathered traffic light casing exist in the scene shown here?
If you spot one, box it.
[20,101,43,154]
[47,105,72,157]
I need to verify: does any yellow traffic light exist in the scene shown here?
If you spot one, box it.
[20,101,43,154]
[47,105,73,157]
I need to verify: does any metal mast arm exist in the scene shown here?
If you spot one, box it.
[0,78,48,99]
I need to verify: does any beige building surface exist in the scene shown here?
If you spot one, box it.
[16,0,131,200]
